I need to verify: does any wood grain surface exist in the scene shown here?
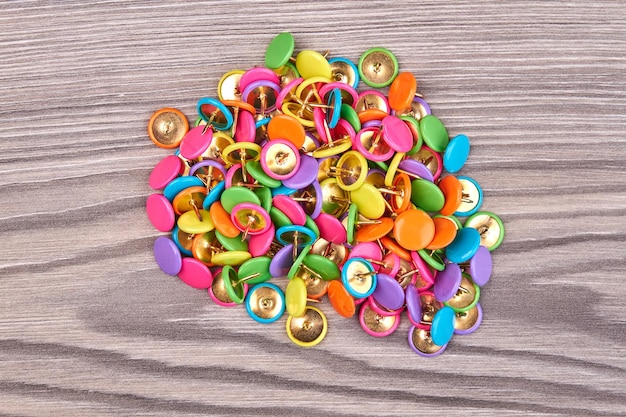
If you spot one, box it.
[1,1,625,416]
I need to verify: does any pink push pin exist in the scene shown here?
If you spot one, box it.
[381,115,413,153]
[260,138,301,181]
[248,223,275,257]
[314,212,347,244]
[275,77,304,109]
[353,126,394,162]
[234,109,256,143]
[239,67,281,92]
[149,155,183,190]
[146,194,175,232]
[179,125,213,160]
[378,252,401,277]
[359,299,401,338]
[272,195,306,226]
[319,81,359,108]
[358,90,390,114]
[230,202,271,240]
[313,106,331,143]
[177,257,213,289]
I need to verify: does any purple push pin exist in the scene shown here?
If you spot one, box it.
[405,285,422,327]
[242,80,281,114]
[454,303,483,335]
[153,236,182,276]
[371,273,405,311]
[189,159,227,179]
[465,246,492,287]
[433,262,462,303]
[408,325,448,357]
[269,244,295,278]
[282,154,319,189]
[398,159,434,182]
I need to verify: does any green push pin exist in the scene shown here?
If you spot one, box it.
[237,256,272,285]
[410,179,445,213]
[265,32,295,70]
[419,115,449,153]
[220,186,261,213]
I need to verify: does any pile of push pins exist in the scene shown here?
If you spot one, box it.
[145,32,504,355]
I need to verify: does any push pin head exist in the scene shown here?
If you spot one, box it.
[148,108,189,149]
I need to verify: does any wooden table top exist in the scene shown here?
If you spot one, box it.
[1,1,625,416]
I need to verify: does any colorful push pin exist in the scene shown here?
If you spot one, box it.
[265,32,295,70]
[241,80,281,116]
[230,202,271,240]
[443,134,470,173]
[327,280,356,318]
[201,131,235,164]
[311,238,348,266]
[454,176,483,217]
[209,268,247,307]
[464,211,504,252]
[287,244,312,280]
[246,282,285,324]
[148,108,189,149]
[328,57,360,89]
[438,175,463,216]
[222,100,256,142]
[289,181,323,218]
[319,81,359,109]
[237,256,272,285]
[410,178,445,213]
[302,253,340,281]
[454,303,483,335]
[267,113,306,149]
[177,207,214,234]
[408,326,447,357]
[282,154,319,190]
[345,203,390,243]
[408,96,432,121]
[153,236,182,276]
[220,185,261,213]
[381,115,414,153]
[149,155,183,190]
[276,225,317,260]
[426,215,459,250]
[222,142,262,183]
[286,305,328,347]
[215,229,249,251]
[460,245,492,286]
[285,276,310,317]
[446,227,481,264]
[239,67,281,92]
[433,262,463,302]
[341,257,378,299]
[217,69,244,101]
[273,195,307,226]
[419,115,449,153]
[190,230,221,265]
[295,50,332,80]
[171,225,193,256]
[393,209,435,251]
[353,125,394,162]
[358,47,398,88]
[323,150,367,192]
[209,201,240,239]
[261,139,301,181]
[350,183,387,219]
[417,248,446,272]
[162,175,204,201]
[417,291,443,328]
[356,90,390,114]
[196,97,234,131]
[190,160,227,193]
[405,284,422,327]
[445,274,480,313]
[374,172,412,214]
[319,178,351,217]
[398,257,429,289]
[388,72,417,114]
[172,186,207,221]
[177,257,213,289]
[431,306,456,346]
[212,250,252,266]
[311,110,353,158]
[359,300,400,337]
[371,273,405,311]
[269,244,295,278]
[202,180,226,210]
[222,264,255,304]
[146,194,175,232]
[407,145,442,181]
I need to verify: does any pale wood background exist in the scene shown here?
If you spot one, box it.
[1,1,625,416]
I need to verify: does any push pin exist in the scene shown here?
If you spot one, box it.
[360,300,401,338]
[454,176,484,217]
[407,146,442,181]
[241,80,280,116]
[286,305,328,348]
[341,257,378,299]
[210,268,246,307]
[222,142,261,183]
[354,126,394,162]
[221,99,256,140]
[319,178,351,218]
[217,70,244,101]
[246,282,285,324]
[191,231,224,265]
[276,225,317,260]
[444,274,480,313]
[311,109,353,158]
[454,303,483,335]
[311,238,347,266]
[358,47,398,88]
[190,160,227,193]
[171,186,207,222]
[408,326,447,357]
[148,108,189,149]
[261,139,301,181]
[230,203,271,241]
